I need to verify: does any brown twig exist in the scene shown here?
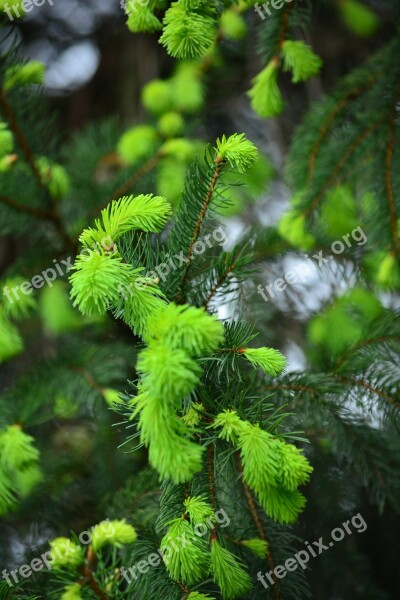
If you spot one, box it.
[277,2,292,51]
[307,79,377,181]
[204,258,237,310]
[177,157,224,302]
[334,375,400,409]
[78,566,109,600]
[108,152,162,204]
[0,193,76,252]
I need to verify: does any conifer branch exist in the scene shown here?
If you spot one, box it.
[0,193,76,251]
[203,256,238,310]
[0,89,44,190]
[277,2,293,52]
[109,152,162,203]
[262,383,319,396]
[178,156,224,300]
[78,565,109,600]
[0,192,53,219]
[384,91,400,254]
[72,366,104,393]
[307,80,376,181]
[0,89,75,251]
[306,121,380,216]
[236,454,280,600]
[334,375,400,409]
[333,335,400,370]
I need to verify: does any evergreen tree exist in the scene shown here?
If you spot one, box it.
[1,1,399,599]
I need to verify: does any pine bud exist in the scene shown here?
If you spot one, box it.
[216,133,258,173]
[118,125,159,165]
[242,347,287,376]
[91,519,137,552]
[281,40,322,84]
[61,583,83,600]
[241,538,268,558]
[48,537,85,570]
[142,79,173,115]
[158,111,185,138]
[248,59,284,118]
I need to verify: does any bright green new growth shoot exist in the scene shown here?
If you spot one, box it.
[161,518,210,584]
[248,59,284,118]
[65,131,312,596]
[213,412,313,524]
[281,40,323,83]
[210,539,253,600]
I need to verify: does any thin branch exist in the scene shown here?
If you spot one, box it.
[178,157,224,301]
[277,1,292,51]
[307,79,377,181]
[306,122,380,216]
[108,152,162,203]
[71,366,104,393]
[333,335,400,370]
[0,193,76,251]
[78,566,109,600]
[334,375,400,409]
[204,256,238,310]
[0,192,53,219]
[261,383,319,396]
[0,89,44,189]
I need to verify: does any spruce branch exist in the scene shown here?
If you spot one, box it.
[177,155,224,300]
[333,335,400,370]
[306,79,377,181]
[306,121,380,215]
[203,259,236,310]
[0,192,53,219]
[0,193,76,251]
[334,375,400,409]
[71,366,104,394]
